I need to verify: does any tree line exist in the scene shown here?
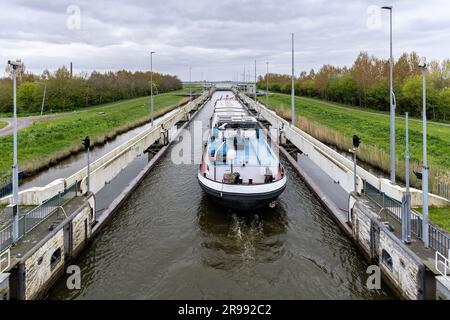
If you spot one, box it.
[257,52,450,122]
[0,66,182,114]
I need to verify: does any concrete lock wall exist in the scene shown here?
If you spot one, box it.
[285,125,364,194]
[351,201,373,260]
[10,195,94,300]
[80,126,162,195]
[0,91,211,206]
[352,199,425,300]
[237,92,449,208]
[0,272,9,300]
[23,228,65,300]
[436,276,450,300]
[71,202,93,257]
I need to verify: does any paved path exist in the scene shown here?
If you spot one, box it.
[0,114,62,138]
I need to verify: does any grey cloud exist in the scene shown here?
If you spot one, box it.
[0,0,449,80]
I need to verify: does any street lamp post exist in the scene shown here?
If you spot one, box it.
[419,57,429,248]
[150,51,155,126]
[189,66,192,101]
[8,60,23,242]
[382,5,396,184]
[291,32,295,127]
[82,136,91,193]
[266,62,269,108]
[402,112,411,244]
[254,59,257,105]
[351,135,361,193]
[40,81,47,116]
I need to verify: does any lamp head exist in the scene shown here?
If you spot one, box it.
[418,57,427,68]
[7,60,24,70]
[227,149,236,160]
[381,6,392,10]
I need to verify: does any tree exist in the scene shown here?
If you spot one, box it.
[394,52,421,84]
[17,82,40,113]
[299,79,316,97]
[350,52,385,107]
[314,64,340,99]
[438,87,450,121]
[328,76,358,104]
[401,75,438,118]
[367,78,389,111]
[0,79,13,113]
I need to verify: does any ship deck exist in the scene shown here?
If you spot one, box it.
[202,97,283,184]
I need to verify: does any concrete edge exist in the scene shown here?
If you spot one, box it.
[15,193,94,264]
[279,146,353,237]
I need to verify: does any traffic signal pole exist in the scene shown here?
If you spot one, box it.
[82,136,91,193]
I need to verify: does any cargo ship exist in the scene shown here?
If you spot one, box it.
[198,95,286,211]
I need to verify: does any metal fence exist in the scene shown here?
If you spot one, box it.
[364,180,449,256]
[437,183,449,200]
[0,182,78,253]
[0,172,27,200]
[0,179,12,199]
[429,225,450,257]
[365,182,403,223]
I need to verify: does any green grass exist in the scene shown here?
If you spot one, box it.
[259,92,450,190]
[0,91,190,181]
[0,89,194,118]
[299,95,450,125]
[0,121,7,129]
[416,207,450,232]
[182,84,204,94]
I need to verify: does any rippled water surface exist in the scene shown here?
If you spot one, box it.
[48,92,392,300]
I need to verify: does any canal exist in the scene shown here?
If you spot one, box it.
[45,91,393,299]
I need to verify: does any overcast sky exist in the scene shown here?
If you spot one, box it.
[1,0,449,81]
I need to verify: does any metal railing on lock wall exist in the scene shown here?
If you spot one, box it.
[364,180,449,256]
[0,182,78,253]
[0,179,12,200]
[437,183,450,200]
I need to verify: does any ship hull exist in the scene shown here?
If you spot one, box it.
[197,173,287,211]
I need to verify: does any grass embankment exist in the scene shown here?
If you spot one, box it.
[0,92,190,181]
[259,93,450,193]
[0,121,7,129]
[182,84,204,95]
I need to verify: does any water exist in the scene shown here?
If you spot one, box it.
[47,92,393,300]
